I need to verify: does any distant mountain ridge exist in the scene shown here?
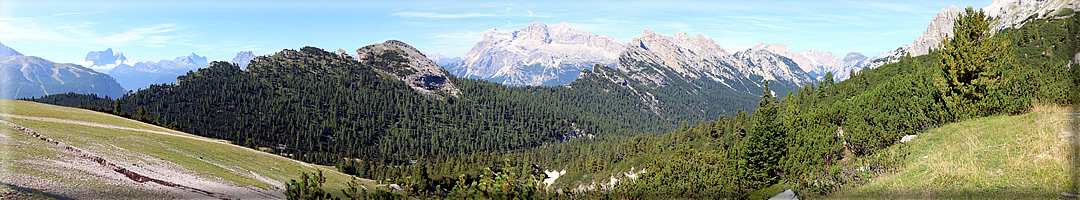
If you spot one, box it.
[617,30,812,92]
[751,43,878,81]
[103,51,210,90]
[582,29,813,117]
[0,43,125,99]
[445,22,626,86]
[425,52,461,67]
[84,48,129,67]
[230,51,256,70]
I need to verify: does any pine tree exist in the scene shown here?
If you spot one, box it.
[934,7,1013,117]
[740,81,786,190]
[819,71,834,90]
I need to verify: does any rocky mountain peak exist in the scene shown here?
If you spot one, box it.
[358,40,460,97]
[618,30,814,94]
[174,53,209,66]
[230,51,256,70]
[842,52,868,62]
[447,22,625,86]
[906,6,961,57]
[85,48,127,67]
[753,43,824,74]
[984,0,1080,32]
[426,52,461,67]
[516,22,551,43]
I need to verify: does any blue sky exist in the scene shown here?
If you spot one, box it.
[1,0,990,70]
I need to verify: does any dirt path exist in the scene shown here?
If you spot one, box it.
[0,113,228,145]
[0,113,312,199]
[0,113,316,169]
[0,119,237,199]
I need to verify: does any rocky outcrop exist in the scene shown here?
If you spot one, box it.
[446,22,625,86]
[230,51,256,70]
[908,6,962,58]
[357,40,460,97]
[868,0,1079,68]
[984,0,1080,33]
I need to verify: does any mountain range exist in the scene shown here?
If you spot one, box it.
[83,49,261,90]
[445,22,626,86]
[446,22,874,87]
[751,43,879,81]
[0,42,126,99]
[425,52,461,67]
[81,49,210,90]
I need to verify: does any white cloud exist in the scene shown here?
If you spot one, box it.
[102,24,186,47]
[0,12,192,50]
[391,11,495,19]
[79,57,141,73]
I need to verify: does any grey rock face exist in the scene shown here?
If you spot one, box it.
[84,48,127,67]
[616,30,811,94]
[230,51,256,70]
[357,40,460,97]
[446,22,625,86]
[906,6,962,57]
[869,0,1079,69]
[984,0,1080,33]
[731,49,813,88]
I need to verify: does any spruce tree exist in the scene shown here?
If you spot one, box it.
[934,7,1013,117]
[740,81,786,190]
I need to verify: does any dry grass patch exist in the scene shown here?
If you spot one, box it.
[832,104,1077,199]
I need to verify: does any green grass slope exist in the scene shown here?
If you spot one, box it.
[831,104,1079,198]
[0,99,370,199]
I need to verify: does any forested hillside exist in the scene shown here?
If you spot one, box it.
[30,43,748,177]
[311,7,1078,199]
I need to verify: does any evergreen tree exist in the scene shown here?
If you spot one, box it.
[285,170,334,200]
[934,7,1013,117]
[740,81,786,190]
[819,71,834,90]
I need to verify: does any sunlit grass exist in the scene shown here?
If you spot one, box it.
[0,99,373,198]
[832,104,1076,199]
